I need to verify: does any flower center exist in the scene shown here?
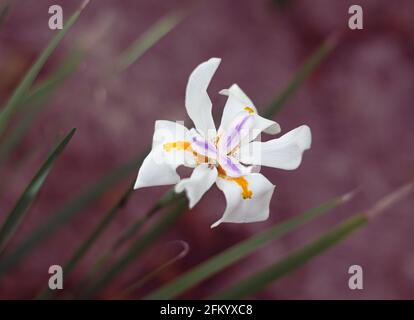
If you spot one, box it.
[163,138,252,200]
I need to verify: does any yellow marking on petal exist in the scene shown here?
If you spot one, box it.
[232,176,253,199]
[244,106,254,114]
[163,141,209,165]
[163,141,191,152]
[217,165,252,200]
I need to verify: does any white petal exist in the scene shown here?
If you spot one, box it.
[152,120,196,167]
[185,58,220,137]
[218,108,255,153]
[252,114,281,136]
[240,125,311,170]
[212,173,275,228]
[218,84,280,142]
[134,121,196,190]
[175,164,218,208]
[134,147,180,189]
[152,120,190,149]
[218,84,257,131]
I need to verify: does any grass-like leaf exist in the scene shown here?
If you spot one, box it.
[0,151,146,276]
[263,34,338,118]
[81,196,188,298]
[0,49,84,166]
[63,189,182,297]
[116,10,186,72]
[0,0,88,136]
[0,128,76,252]
[213,214,368,299]
[22,49,84,106]
[213,182,413,299]
[145,191,354,299]
[113,190,182,250]
[62,180,135,277]
[122,240,189,298]
[36,179,135,299]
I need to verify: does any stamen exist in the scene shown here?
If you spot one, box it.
[217,165,252,199]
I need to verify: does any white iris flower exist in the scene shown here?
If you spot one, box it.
[134,58,311,228]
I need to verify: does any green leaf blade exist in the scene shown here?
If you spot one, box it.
[212,181,413,299]
[63,182,135,277]
[0,49,84,166]
[264,35,338,118]
[0,128,76,252]
[0,151,146,277]
[145,191,353,299]
[113,189,180,250]
[51,189,182,299]
[36,180,135,299]
[116,10,186,72]
[213,214,368,300]
[0,1,87,136]
[81,197,188,298]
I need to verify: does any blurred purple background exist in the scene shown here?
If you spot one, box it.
[0,0,413,299]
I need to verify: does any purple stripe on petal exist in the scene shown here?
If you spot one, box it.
[220,111,253,153]
[219,154,245,177]
[191,136,217,159]
[224,156,242,174]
